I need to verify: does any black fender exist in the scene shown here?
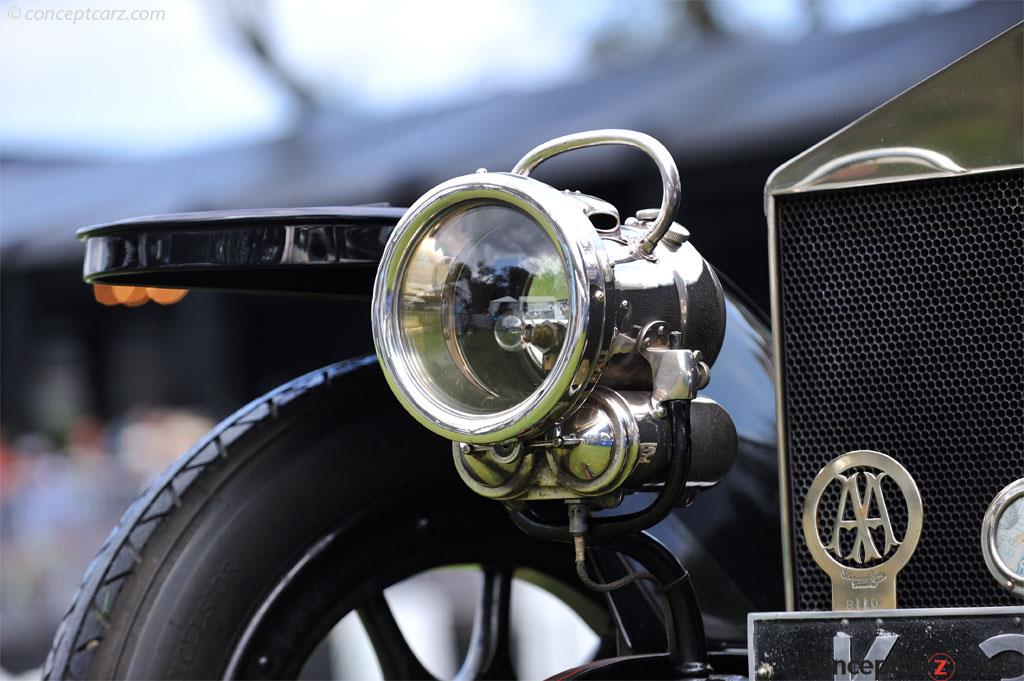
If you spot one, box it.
[655,288,783,645]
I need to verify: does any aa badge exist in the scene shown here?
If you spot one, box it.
[802,450,923,611]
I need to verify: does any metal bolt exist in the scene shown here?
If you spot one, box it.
[874,618,883,627]
[755,662,774,680]
[696,362,710,390]
[657,324,666,336]
[840,618,850,628]
[257,656,271,669]
[459,442,473,456]
[620,299,629,310]
[653,403,667,418]
[475,167,488,173]
[594,290,605,303]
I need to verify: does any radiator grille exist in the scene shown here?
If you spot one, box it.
[775,168,1024,611]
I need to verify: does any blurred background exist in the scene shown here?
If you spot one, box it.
[1,0,1021,676]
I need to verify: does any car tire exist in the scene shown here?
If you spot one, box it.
[45,357,600,679]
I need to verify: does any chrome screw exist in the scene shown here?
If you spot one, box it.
[755,662,774,680]
[594,290,605,302]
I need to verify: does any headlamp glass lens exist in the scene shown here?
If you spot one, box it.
[399,202,570,415]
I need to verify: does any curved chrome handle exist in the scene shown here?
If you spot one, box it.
[511,129,680,258]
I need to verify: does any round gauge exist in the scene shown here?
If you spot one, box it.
[981,478,1024,597]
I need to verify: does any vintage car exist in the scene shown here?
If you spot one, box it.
[47,22,1022,681]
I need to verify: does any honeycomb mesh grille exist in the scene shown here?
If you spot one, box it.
[775,168,1024,611]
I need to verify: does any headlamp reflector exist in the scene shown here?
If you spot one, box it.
[397,202,570,414]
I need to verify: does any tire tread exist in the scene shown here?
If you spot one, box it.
[44,357,376,680]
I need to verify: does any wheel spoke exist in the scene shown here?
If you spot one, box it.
[456,565,515,680]
[357,592,436,680]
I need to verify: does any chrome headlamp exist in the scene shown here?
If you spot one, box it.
[373,171,609,443]
[373,130,732,501]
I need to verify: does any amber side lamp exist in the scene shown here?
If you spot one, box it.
[146,287,189,305]
[93,284,188,307]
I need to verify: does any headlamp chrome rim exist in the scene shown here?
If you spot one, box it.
[372,172,610,444]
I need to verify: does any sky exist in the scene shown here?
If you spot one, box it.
[0,0,974,160]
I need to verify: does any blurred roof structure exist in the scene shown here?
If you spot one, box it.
[3,0,1021,268]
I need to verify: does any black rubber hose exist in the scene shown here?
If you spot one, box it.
[505,400,692,544]
[504,400,706,675]
[590,399,691,541]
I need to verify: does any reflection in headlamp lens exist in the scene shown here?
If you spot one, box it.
[399,203,570,415]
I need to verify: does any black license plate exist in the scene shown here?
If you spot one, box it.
[748,607,1023,681]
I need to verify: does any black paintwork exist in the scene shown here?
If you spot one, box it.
[79,206,406,296]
